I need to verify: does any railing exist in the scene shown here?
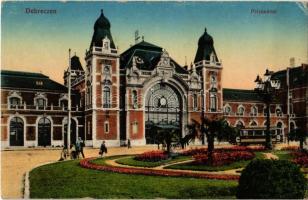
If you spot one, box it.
[2,104,83,112]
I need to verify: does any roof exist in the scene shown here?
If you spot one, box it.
[71,56,84,71]
[223,88,263,102]
[90,10,115,49]
[1,70,67,92]
[272,64,308,88]
[120,41,188,74]
[194,28,219,63]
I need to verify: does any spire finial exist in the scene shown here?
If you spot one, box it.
[204,27,207,32]
[101,9,104,14]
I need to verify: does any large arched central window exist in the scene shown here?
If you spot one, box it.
[145,83,182,144]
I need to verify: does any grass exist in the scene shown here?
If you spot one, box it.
[29,160,238,199]
[115,155,191,168]
[165,152,265,171]
[273,150,293,161]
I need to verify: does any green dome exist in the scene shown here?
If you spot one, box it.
[90,9,115,49]
[194,27,218,63]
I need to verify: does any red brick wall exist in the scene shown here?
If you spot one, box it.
[128,111,144,139]
[96,111,117,140]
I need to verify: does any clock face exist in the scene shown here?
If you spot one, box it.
[160,97,167,106]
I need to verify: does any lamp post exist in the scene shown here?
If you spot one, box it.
[67,49,72,154]
[254,69,280,150]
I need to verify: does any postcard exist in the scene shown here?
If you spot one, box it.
[1,1,308,199]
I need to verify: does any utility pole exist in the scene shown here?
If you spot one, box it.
[67,49,72,154]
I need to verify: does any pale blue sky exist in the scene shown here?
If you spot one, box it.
[2,1,307,89]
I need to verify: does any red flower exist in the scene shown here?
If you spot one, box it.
[135,150,169,162]
[79,157,239,181]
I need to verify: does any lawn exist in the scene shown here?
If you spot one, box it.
[29,160,238,199]
[273,150,293,161]
[115,155,191,168]
[165,152,264,171]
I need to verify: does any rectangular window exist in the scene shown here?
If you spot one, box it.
[132,122,138,134]
[104,121,109,133]
[87,121,91,135]
[193,94,198,110]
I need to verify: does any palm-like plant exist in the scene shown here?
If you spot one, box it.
[184,115,236,165]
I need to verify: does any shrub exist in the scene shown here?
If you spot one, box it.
[193,151,255,166]
[135,150,168,162]
[236,159,306,199]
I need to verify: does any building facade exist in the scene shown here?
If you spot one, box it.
[1,10,307,148]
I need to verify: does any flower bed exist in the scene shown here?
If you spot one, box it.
[135,150,169,162]
[193,151,255,166]
[281,146,299,151]
[79,157,239,180]
[292,151,308,167]
[181,146,264,156]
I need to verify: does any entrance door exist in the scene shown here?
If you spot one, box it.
[10,117,24,146]
[145,83,182,144]
[64,119,77,147]
[38,117,51,147]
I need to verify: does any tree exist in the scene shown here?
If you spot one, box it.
[185,115,236,165]
[288,128,307,150]
[155,125,181,155]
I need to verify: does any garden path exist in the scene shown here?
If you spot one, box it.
[263,152,279,160]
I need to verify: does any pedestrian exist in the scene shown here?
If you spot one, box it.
[127,139,131,149]
[99,141,107,157]
[70,144,77,159]
[76,137,85,158]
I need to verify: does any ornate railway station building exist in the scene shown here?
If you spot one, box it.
[1,10,307,148]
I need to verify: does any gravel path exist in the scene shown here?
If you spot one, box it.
[1,146,155,199]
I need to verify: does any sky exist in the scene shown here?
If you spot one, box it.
[2,1,308,89]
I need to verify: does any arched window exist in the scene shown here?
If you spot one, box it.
[224,105,231,115]
[10,117,24,146]
[193,94,198,110]
[277,122,283,135]
[132,90,138,109]
[210,93,217,112]
[237,106,245,116]
[9,97,21,109]
[276,107,282,116]
[38,117,51,146]
[103,86,111,108]
[236,121,244,128]
[251,106,258,116]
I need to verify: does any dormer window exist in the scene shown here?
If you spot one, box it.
[8,91,22,109]
[36,98,46,109]
[34,93,47,110]
[9,97,21,109]
[102,36,110,51]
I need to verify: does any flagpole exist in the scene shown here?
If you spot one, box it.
[67,48,71,155]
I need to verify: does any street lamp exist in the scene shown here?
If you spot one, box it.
[254,69,280,150]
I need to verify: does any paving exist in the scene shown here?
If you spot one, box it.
[1,146,155,199]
